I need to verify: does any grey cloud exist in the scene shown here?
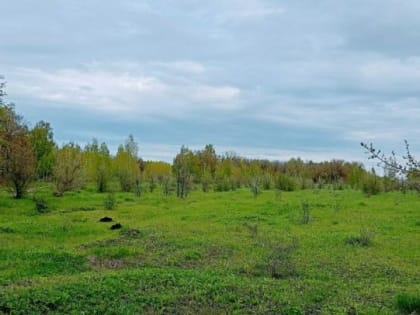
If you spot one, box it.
[1,0,420,163]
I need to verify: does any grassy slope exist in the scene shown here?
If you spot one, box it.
[0,186,419,314]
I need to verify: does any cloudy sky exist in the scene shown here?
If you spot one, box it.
[1,0,419,164]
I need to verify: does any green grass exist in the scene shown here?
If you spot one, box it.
[0,186,419,314]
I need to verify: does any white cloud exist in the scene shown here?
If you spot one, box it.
[8,65,241,117]
[189,85,240,106]
[164,61,206,74]
[359,57,420,91]
[216,0,284,20]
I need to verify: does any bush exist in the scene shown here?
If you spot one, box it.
[104,193,116,210]
[200,174,213,192]
[275,174,296,191]
[33,195,49,213]
[361,174,382,196]
[215,177,235,192]
[263,237,298,279]
[395,294,420,314]
[261,173,273,190]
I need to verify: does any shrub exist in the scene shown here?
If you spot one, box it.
[261,173,273,190]
[301,201,310,224]
[215,177,234,192]
[275,174,296,191]
[346,229,374,247]
[33,195,49,213]
[200,174,212,192]
[53,143,85,196]
[395,294,420,314]
[300,178,314,190]
[104,193,116,210]
[361,174,382,196]
[263,237,298,279]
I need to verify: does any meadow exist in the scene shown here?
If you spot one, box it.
[0,186,419,314]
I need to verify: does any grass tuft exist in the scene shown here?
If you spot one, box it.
[346,229,374,247]
[395,294,420,314]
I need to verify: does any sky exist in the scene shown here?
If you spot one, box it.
[1,0,420,165]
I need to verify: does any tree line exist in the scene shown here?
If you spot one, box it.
[0,78,407,199]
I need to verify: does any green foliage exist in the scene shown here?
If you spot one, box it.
[143,160,172,195]
[104,193,116,210]
[53,143,85,196]
[148,176,157,193]
[113,142,140,192]
[161,175,173,197]
[198,144,217,179]
[173,146,194,198]
[124,134,138,159]
[395,294,420,314]
[361,172,383,196]
[85,140,112,193]
[33,195,49,213]
[200,172,213,192]
[275,173,297,191]
[214,177,235,192]
[0,104,36,198]
[0,184,418,314]
[261,173,273,190]
[30,121,55,180]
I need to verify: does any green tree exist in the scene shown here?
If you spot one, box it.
[173,146,194,198]
[30,121,55,180]
[0,81,36,198]
[53,143,85,196]
[84,140,112,192]
[198,144,217,178]
[113,143,140,192]
[125,134,138,159]
[97,142,112,192]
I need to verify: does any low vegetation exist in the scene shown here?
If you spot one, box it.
[0,186,419,313]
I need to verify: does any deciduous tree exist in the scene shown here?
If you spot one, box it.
[113,146,140,191]
[0,80,36,198]
[173,146,194,198]
[53,143,85,196]
[30,121,55,180]
[84,139,112,192]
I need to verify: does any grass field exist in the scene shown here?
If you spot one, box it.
[0,186,419,314]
